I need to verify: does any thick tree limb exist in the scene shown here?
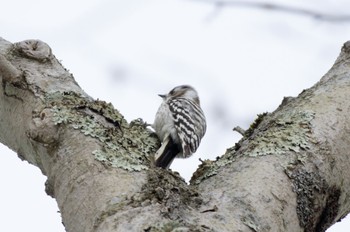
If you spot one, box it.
[1,37,350,232]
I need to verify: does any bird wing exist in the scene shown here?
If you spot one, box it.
[168,98,206,157]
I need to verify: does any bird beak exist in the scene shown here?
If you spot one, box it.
[158,94,166,99]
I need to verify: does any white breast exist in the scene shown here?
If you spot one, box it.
[152,101,179,144]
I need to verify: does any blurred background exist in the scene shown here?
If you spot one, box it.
[0,0,349,231]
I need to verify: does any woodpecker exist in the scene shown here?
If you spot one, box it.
[153,85,206,168]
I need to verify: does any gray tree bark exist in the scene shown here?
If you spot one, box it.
[0,37,349,232]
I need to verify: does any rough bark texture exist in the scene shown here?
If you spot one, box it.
[0,37,349,232]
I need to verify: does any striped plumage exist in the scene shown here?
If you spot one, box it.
[153,85,206,168]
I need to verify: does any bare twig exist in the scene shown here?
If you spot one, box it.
[233,126,245,136]
[192,0,350,22]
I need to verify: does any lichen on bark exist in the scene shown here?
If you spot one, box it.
[46,91,159,171]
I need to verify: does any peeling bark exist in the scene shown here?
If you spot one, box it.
[0,37,349,232]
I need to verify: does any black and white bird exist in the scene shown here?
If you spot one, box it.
[153,85,206,168]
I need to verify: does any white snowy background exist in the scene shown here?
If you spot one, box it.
[0,0,349,231]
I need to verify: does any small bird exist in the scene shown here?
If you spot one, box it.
[153,85,206,168]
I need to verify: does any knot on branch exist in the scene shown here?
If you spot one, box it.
[341,41,350,54]
[14,40,52,62]
[28,108,60,146]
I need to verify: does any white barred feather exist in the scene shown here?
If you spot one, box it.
[168,98,206,157]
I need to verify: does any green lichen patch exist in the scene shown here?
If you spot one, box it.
[243,110,316,157]
[46,91,159,171]
[45,91,88,108]
[91,118,159,171]
[190,110,316,184]
[244,112,268,137]
[190,153,235,185]
[129,119,161,156]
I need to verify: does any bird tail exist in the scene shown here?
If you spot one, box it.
[154,135,180,169]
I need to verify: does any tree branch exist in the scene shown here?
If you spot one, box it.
[1,37,350,231]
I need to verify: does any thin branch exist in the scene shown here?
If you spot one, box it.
[233,126,245,136]
[193,0,350,22]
